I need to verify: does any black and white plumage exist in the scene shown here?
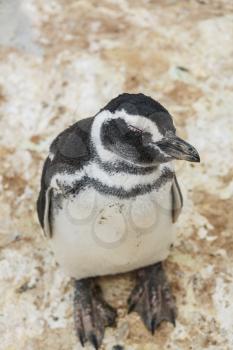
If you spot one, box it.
[37,93,200,349]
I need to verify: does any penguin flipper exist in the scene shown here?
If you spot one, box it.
[171,174,183,223]
[36,155,53,238]
[37,185,53,238]
[37,117,94,238]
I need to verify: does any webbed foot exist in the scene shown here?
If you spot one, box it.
[127,262,176,334]
[73,278,117,349]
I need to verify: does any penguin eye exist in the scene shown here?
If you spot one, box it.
[128,125,143,133]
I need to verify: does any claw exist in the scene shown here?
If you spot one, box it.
[151,316,157,334]
[76,325,85,347]
[127,301,135,314]
[90,334,99,350]
[78,333,85,347]
[170,309,176,327]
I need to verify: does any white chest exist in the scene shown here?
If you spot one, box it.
[50,183,174,279]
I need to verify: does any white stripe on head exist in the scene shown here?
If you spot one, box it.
[91,109,164,163]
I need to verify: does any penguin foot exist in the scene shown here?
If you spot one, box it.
[127,262,176,334]
[73,278,117,349]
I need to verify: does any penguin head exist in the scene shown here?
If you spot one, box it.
[92,93,200,167]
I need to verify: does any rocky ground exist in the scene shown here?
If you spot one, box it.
[0,0,233,349]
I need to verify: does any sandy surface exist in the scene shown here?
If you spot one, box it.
[0,0,233,349]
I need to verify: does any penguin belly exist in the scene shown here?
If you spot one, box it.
[50,185,174,279]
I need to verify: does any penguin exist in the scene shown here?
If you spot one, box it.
[37,93,200,349]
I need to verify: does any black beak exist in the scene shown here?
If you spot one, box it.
[156,135,200,162]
